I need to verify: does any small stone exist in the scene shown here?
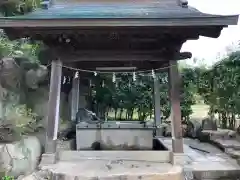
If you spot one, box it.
[36,170,52,179]
[228,131,236,138]
[17,175,25,180]
[105,164,112,170]
[225,148,240,159]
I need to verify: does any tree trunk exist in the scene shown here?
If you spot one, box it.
[120,108,123,120]
[218,113,221,128]
[229,113,235,130]
[130,109,134,120]
[221,112,227,129]
[125,109,128,120]
[114,109,117,120]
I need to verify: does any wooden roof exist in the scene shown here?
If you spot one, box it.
[0,0,238,27]
[0,0,238,71]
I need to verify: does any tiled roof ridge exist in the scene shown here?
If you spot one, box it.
[178,0,188,8]
[41,0,189,9]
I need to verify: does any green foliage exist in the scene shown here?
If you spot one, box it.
[0,104,40,142]
[0,0,41,16]
[90,70,195,121]
[197,50,240,129]
[0,30,45,141]
[89,49,240,126]
[1,175,14,180]
[0,31,43,65]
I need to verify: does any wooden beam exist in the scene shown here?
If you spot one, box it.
[0,16,237,28]
[61,50,165,62]
[168,60,183,153]
[45,59,62,153]
[67,61,168,71]
[5,26,227,41]
[45,50,191,63]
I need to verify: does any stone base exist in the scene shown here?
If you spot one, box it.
[170,153,190,166]
[172,138,184,153]
[193,170,240,180]
[58,151,171,163]
[40,160,183,180]
[40,153,57,166]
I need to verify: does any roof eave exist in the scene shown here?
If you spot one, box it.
[0,15,238,27]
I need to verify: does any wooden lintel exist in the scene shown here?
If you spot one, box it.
[51,51,191,63]
[4,25,227,40]
[60,61,170,73]
[0,16,237,28]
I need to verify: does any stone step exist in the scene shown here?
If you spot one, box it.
[184,169,240,180]
[39,161,183,180]
[185,160,240,180]
[192,169,240,180]
[212,139,240,150]
[225,148,240,159]
[200,129,237,142]
[57,150,171,163]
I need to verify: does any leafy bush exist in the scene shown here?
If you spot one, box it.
[1,175,14,180]
[0,104,41,142]
[0,0,41,16]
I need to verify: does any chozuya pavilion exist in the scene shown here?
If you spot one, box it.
[0,0,238,178]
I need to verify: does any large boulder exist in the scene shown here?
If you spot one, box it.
[0,57,21,90]
[25,65,48,89]
[27,87,70,121]
[0,136,41,177]
[237,125,240,135]
[202,117,217,131]
[18,170,52,180]
[161,122,187,137]
[196,117,218,142]
[186,118,202,138]
[162,122,171,137]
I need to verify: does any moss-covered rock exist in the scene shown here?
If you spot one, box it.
[0,136,41,178]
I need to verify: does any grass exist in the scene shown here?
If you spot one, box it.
[107,104,210,121]
[190,104,240,128]
[107,109,142,121]
[1,175,14,180]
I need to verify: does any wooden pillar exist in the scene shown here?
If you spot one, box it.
[153,78,161,128]
[45,59,62,153]
[71,77,80,121]
[168,60,183,153]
